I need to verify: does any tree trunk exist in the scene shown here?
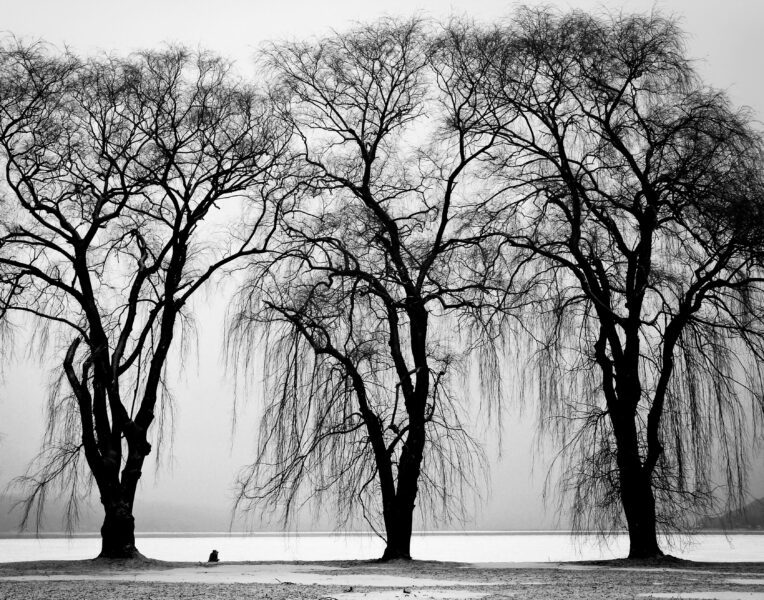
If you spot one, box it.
[381,498,414,560]
[621,471,663,559]
[380,422,424,561]
[99,496,139,558]
[611,401,663,560]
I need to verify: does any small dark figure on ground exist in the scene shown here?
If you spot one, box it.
[208,550,219,563]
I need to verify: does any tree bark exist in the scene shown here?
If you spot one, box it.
[379,420,425,561]
[95,441,148,559]
[612,407,663,559]
[621,470,663,559]
[99,496,139,559]
[381,497,415,560]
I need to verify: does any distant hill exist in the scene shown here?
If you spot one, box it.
[701,497,764,530]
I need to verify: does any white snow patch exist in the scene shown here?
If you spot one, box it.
[0,563,501,587]
[640,592,764,599]
[335,590,490,600]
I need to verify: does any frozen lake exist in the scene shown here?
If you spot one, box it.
[0,532,762,563]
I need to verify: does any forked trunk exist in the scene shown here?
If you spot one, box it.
[379,427,423,561]
[99,497,139,559]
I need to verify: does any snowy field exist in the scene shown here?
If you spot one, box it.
[0,532,762,563]
[1,554,764,600]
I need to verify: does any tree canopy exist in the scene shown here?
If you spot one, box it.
[443,8,764,556]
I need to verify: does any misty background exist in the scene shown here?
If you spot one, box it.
[1,0,763,533]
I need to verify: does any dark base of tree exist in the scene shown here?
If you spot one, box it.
[98,506,140,559]
[581,554,682,568]
[379,508,414,561]
[626,526,664,560]
[625,553,684,563]
[93,550,149,561]
[379,552,413,561]
[627,546,664,560]
[380,543,413,561]
[621,477,664,561]
[629,514,663,560]
[97,546,143,559]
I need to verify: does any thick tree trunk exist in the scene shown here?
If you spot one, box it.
[381,498,415,560]
[621,471,663,559]
[380,423,424,561]
[377,305,428,562]
[99,497,139,559]
[613,416,663,559]
[610,397,664,560]
[96,446,147,559]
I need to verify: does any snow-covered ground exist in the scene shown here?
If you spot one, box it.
[1,532,763,563]
[1,556,764,600]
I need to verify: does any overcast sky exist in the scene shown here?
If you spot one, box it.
[1,0,763,117]
[1,0,763,532]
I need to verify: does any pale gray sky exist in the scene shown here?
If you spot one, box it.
[1,0,763,532]
[2,0,763,117]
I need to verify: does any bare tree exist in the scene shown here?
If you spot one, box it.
[229,19,506,560]
[0,42,292,558]
[450,9,764,558]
